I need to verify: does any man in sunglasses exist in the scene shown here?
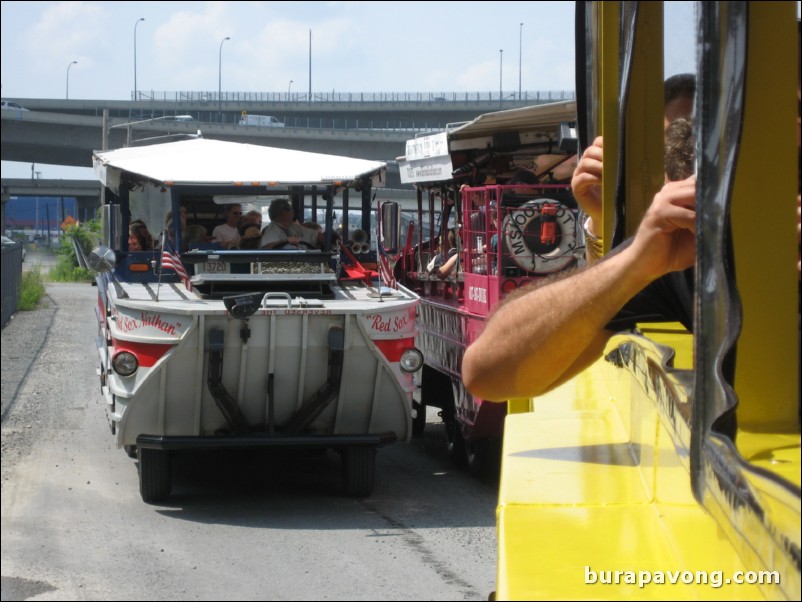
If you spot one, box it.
[212,204,243,249]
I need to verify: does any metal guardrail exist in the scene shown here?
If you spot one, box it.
[72,236,89,269]
[133,90,577,104]
[1,243,24,328]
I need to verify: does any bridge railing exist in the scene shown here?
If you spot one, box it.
[134,90,576,104]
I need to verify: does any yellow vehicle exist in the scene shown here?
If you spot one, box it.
[493,2,799,600]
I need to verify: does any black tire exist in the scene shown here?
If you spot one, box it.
[342,447,376,497]
[138,448,172,503]
[412,401,426,436]
[124,444,138,459]
[443,413,466,467]
[465,438,501,480]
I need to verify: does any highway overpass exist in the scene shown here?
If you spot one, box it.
[1,92,576,222]
[0,92,575,167]
[1,108,424,168]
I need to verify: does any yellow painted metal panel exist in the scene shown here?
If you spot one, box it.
[496,503,767,601]
[622,1,664,238]
[729,2,799,430]
[496,331,799,600]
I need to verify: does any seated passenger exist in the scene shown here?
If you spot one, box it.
[238,223,262,249]
[243,209,263,229]
[184,224,212,249]
[128,219,154,251]
[501,168,540,206]
[212,204,242,249]
[260,198,323,249]
[427,229,459,279]
[164,206,188,235]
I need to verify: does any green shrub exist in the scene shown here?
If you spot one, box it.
[18,266,46,310]
[49,218,101,282]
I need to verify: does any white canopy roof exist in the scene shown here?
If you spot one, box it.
[92,138,387,190]
[448,99,577,141]
[397,100,577,185]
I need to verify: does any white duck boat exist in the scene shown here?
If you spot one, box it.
[89,138,421,502]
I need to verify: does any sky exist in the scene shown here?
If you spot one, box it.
[1,0,703,180]
[1,1,578,99]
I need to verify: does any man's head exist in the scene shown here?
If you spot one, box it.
[664,117,695,182]
[268,198,294,225]
[225,204,243,225]
[664,73,696,127]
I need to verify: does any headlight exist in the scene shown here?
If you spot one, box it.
[112,351,138,376]
[399,348,423,373]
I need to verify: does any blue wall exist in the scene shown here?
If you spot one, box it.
[5,196,79,230]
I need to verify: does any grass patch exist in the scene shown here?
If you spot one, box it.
[18,266,47,310]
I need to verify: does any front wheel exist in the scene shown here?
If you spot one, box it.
[412,401,426,436]
[443,413,466,467]
[465,438,501,480]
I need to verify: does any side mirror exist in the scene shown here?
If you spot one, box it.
[558,121,578,154]
[88,245,117,273]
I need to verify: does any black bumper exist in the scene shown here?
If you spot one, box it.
[136,432,397,451]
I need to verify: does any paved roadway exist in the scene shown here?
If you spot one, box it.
[21,245,57,276]
[1,280,499,601]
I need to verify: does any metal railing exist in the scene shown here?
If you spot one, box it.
[133,90,576,104]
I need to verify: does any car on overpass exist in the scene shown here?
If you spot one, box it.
[1,101,29,111]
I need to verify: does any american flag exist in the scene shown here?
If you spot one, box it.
[376,202,397,289]
[161,238,191,287]
[377,250,396,289]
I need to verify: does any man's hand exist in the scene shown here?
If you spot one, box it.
[628,176,697,280]
[571,136,604,228]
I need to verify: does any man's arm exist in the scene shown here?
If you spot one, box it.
[462,177,696,402]
[462,249,651,401]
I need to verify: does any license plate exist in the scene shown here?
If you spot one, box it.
[202,261,228,273]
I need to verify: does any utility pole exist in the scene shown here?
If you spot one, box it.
[499,49,503,110]
[519,23,523,100]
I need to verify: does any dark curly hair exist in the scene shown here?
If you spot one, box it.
[664,117,695,182]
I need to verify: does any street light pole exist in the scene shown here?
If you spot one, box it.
[218,36,230,122]
[134,17,145,101]
[66,61,77,99]
[288,80,293,96]
[519,23,523,100]
[499,49,503,110]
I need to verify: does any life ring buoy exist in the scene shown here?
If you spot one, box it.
[501,199,578,274]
